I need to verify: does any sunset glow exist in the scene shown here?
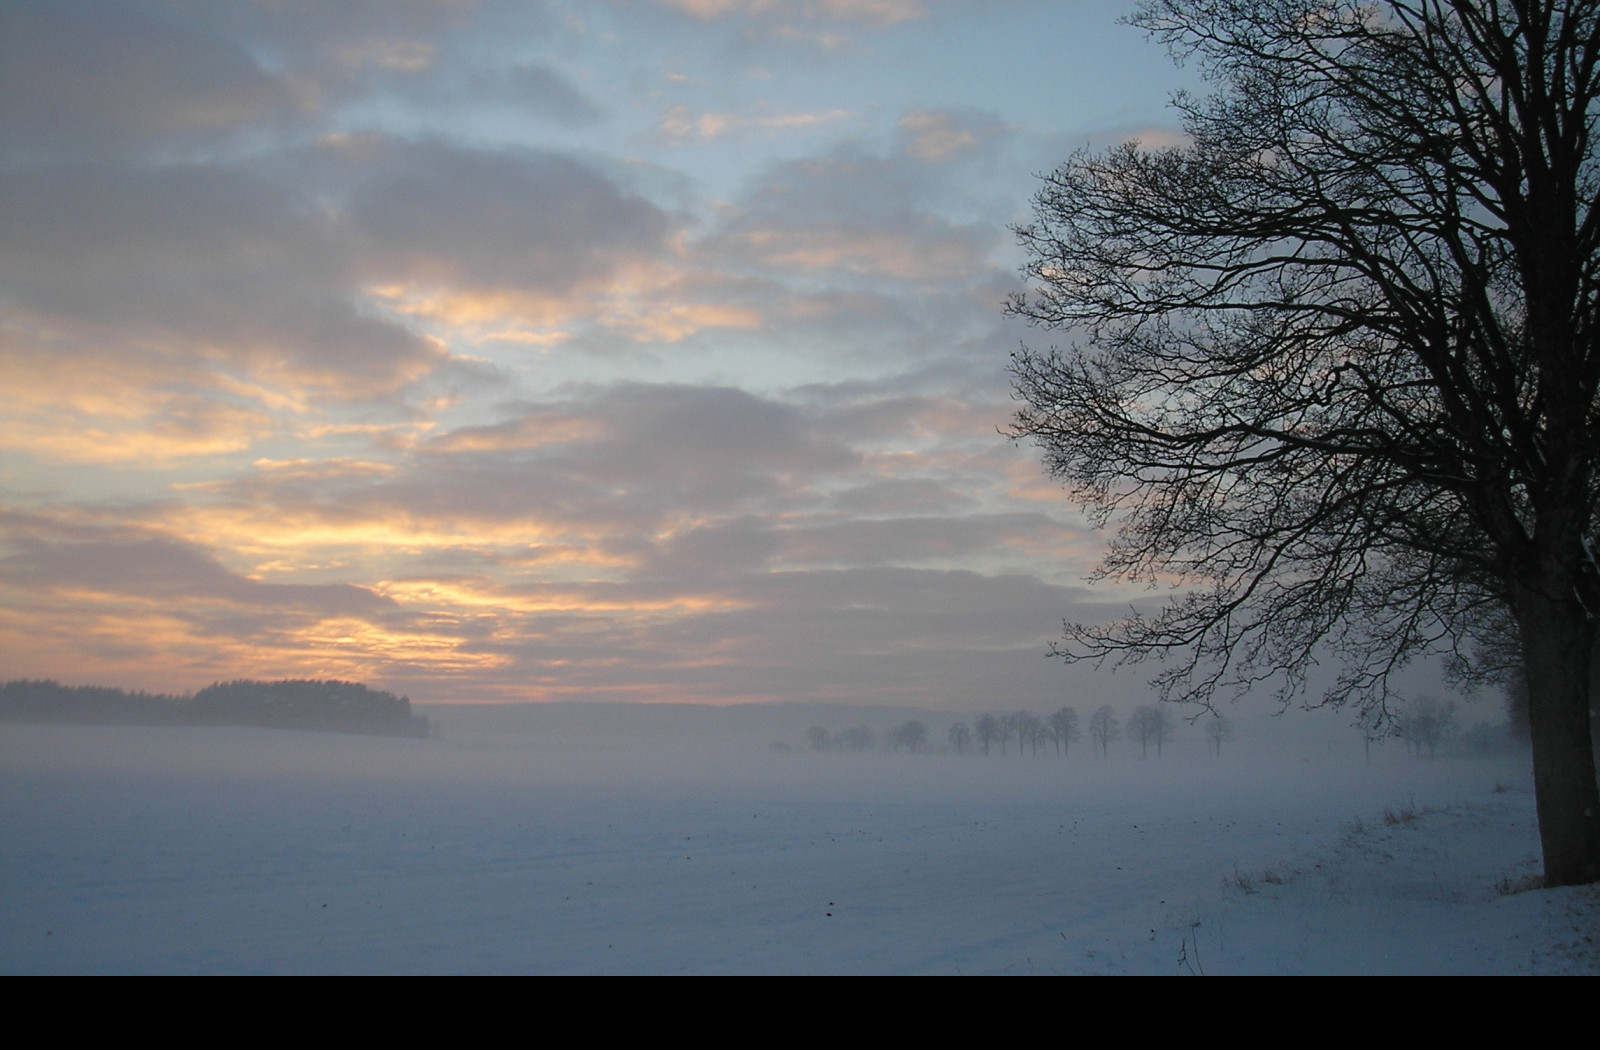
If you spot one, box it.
[1,0,1192,707]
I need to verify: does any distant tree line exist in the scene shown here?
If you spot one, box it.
[806,724,887,753]
[1355,694,1525,760]
[795,705,1251,760]
[950,706,1174,759]
[803,705,1183,759]
[0,679,434,738]
[797,698,1527,762]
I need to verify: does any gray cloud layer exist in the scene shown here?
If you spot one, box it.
[0,0,1141,710]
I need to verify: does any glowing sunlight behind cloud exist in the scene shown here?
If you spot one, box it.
[0,0,1189,709]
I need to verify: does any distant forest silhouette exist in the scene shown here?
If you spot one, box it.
[0,679,433,738]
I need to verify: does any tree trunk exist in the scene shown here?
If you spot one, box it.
[1516,582,1600,886]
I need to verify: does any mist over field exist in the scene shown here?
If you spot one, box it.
[5,0,1600,972]
[5,704,1591,975]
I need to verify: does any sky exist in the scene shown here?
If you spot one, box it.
[0,0,1215,708]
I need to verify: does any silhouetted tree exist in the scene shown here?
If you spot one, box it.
[974,713,1001,755]
[1357,709,1389,762]
[995,713,1017,756]
[836,726,875,753]
[890,719,929,753]
[1203,715,1232,757]
[1399,696,1457,758]
[1089,705,1119,757]
[1127,705,1172,758]
[1,678,430,736]
[1008,0,1600,884]
[1012,711,1045,756]
[1048,706,1080,757]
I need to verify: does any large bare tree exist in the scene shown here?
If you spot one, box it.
[1008,0,1600,884]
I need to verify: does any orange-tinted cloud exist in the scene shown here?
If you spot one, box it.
[657,103,852,142]
[652,0,929,28]
[0,2,1144,712]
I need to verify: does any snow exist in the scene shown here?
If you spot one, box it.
[3,710,1595,974]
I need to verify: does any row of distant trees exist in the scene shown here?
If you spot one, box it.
[0,679,434,738]
[802,705,1234,758]
[950,706,1232,759]
[1354,694,1524,760]
[799,695,1524,761]
[1361,695,1519,760]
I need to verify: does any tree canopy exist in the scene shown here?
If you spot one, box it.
[1008,0,1600,884]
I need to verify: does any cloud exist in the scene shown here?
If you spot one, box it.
[331,36,438,74]
[144,383,860,584]
[395,383,863,532]
[331,138,698,346]
[831,477,972,513]
[650,0,930,28]
[649,516,782,579]
[897,109,1008,163]
[572,565,1098,705]
[702,137,1003,287]
[0,2,596,160]
[0,2,1121,709]
[382,60,607,128]
[0,134,685,436]
[0,514,392,618]
[346,139,672,291]
[637,0,933,56]
[0,0,308,162]
[158,375,1063,577]
[602,301,765,342]
[0,363,1111,707]
[0,160,443,401]
[494,63,606,126]
[0,395,276,466]
[657,104,852,142]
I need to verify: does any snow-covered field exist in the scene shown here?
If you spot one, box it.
[3,707,1595,974]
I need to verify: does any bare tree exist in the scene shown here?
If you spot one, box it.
[1128,705,1173,757]
[1203,715,1232,757]
[1357,708,1389,762]
[835,726,875,753]
[974,713,1001,755]
[995,712,1017,756]
[1048,705,1081,757]
[890,719,930,754]
[1012,711,1046,756]
[1399,696,1458,757]
[1008,0,1600,884]
[948,721,973,754]
[1089,704,1120,757]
